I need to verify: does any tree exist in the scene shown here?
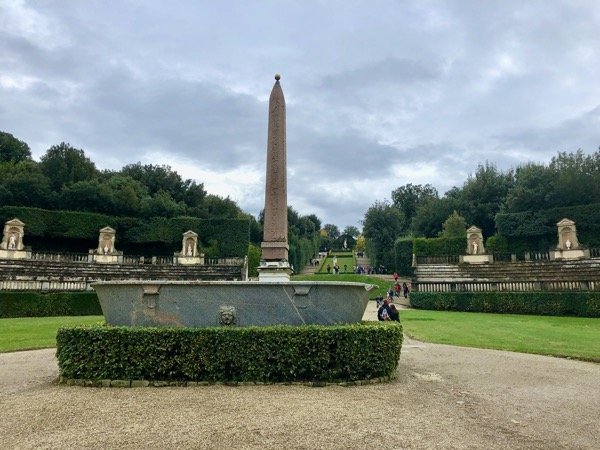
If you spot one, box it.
[0,132,31,163]
[343,225,360,238]
[362,200,405,268]
[391,183,438,232]
[39,142,98,191]
[322,224,340,240]
[0,161,54,207]
[502,163,557,213]
[442,210,467,238]
[457,162,514,237]
[60,179,114,213]
[141,190,186,218]
[121,163,186,201]
[412,196,457,238]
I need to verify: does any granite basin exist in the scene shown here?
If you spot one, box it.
[92,280,374,327]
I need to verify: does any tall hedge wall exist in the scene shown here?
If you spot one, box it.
[496,203,600,248]
[410,291,600,317]
[0,206,249,257]
[394,238,413,276]
[413,236,464,256]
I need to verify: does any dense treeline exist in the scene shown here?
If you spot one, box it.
[364,149,600,269]
[0,131,322,268]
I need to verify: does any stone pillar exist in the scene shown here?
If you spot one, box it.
[92,226,121,264]
[176,230,204,265]
[0,218,28,260]
[258,74,293,281]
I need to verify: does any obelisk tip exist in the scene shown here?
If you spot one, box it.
[274,73,281,81]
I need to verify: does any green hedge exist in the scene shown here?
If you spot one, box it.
[0,206,250,257]
[413,236,464,256]
[410,291,600,317]
[0,292,101,318]
[56,323,403,383]
[394,238,413,276]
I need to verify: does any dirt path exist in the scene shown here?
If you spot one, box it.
[1,333,598,449]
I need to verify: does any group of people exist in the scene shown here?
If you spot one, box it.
[376,296,400,322]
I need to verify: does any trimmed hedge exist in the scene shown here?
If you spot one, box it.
[410,291,600,317]
[0,206,250,257]
[0,292,101,318]
[413,236,464,256]
[394,238,413,276]
[56,323,403,383]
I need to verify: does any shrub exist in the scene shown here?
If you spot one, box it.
[394,238,413,276]
[0,292,101,318]
[413,236,464,256]
[56,322,403,383]
[410,291,600,317]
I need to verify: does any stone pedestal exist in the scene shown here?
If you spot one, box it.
[257,260,293,282]
[0,218,28,260]
[460,254,494,264]
[550,249,589,261]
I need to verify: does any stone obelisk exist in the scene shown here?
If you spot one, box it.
[258,74,293,281]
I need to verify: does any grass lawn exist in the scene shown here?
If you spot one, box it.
[0,315,104,353]
[317,254,355,274]
[293,273,394,299]
[400,309,600,362]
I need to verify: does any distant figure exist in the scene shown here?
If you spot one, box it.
[333,256,338,266]
[343,238,347,249]
[327,264,331,274]
[565,239,572,250]
[394,282,401,297]
[103,244,109,255]
[378,299,392,321]
[343,263,348,272]
[393,272,398,282]
[402,282,409,298]
[472,242,478,254]
[389,304,400,322]
[8,233,16,250]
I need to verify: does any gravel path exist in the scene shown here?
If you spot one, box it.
[1,311,599,449]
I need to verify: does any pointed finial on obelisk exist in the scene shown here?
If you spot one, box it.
[258,74,292,281]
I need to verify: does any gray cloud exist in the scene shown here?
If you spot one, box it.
[2,0,600,229]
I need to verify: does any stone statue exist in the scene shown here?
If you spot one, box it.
[472,242,478,254]
[343,239,347,249]
[103,244,109,255]
[8,233,16,250]
[565,239,572,250]
[187,244,193,256]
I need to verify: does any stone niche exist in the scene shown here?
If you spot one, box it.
[550,218,589,260]
[0,218,28,260]
[175,230,204,265]
[460,225,493,264]
[91,226,122,264]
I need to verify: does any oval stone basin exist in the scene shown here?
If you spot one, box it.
[93,280,374,327]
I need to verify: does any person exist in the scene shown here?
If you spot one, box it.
[402,282,409,298]
[343,263,348,272]
[393,272,399,282]
[327,264,331,274]
[377,299,392,321]
[388,304,400,322]
[394,282,401,297]
[387,287,394,301]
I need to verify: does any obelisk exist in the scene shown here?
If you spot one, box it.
[258,74,293,281]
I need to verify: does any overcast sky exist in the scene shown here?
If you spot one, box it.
[2,1,600,230]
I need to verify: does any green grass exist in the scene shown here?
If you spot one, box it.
[400,309,600,362]
[317,253,355,274]
[293,273,394,299]
[0,316,104,353]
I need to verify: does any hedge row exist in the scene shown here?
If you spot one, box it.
[0,292,102,318]
[0,206,250,257]
[410,291,600,317]
[394,238,413,276]
[496,203,600,246]
[413,236,464,256]
[56,323,403,383]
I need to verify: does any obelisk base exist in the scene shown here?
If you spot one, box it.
[257,260,293,282]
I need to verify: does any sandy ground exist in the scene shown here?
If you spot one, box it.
[0,305,598,449]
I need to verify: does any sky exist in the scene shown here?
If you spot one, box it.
[2,1,600,230]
